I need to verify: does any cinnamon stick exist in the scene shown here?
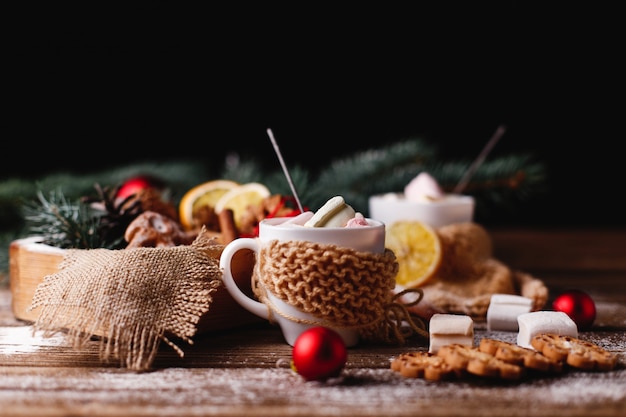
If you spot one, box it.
[218,208,238,244]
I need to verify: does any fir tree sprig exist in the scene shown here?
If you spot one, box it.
[305,138,439,211]
[22,189,105,249]
[289,139,548,216]
[0,137,549,279]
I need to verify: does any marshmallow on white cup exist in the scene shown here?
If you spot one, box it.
[219,216,386,347]
[368,172,475,228]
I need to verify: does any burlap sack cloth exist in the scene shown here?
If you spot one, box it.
[28,231,223,371]
[252,240,428,344]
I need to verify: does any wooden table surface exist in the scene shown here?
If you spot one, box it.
[1,227,625,417]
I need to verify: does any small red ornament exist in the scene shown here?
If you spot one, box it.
[116,175,164,200]
[552,289,596,329]
[291,327,347,381]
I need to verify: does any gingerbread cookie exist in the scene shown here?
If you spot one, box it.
[437,344,525,380]
[479,338,562,373]
[531,334,618,371]
[125,211,197,248]
[391,351,459,381]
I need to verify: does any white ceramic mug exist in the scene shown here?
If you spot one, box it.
[368,193,475,228]
[219,217,386,347]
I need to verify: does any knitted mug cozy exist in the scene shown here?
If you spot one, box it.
[252,239,428,344]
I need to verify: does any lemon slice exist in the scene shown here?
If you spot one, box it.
[214,182,271,229]
[385,220,442,288]
[179,179,240,230]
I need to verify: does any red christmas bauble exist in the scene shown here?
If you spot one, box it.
[116,175,164,200]
[292,327,347,381]
[552,289,596,329]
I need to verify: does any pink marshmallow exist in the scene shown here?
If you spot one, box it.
[404,172,445,202]
[345,213,369,228]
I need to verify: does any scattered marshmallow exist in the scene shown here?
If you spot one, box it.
[428,313,474,354]
[486,294,533,331]
[517,311,578,349]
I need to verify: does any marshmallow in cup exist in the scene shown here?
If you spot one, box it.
[219,213,386,347]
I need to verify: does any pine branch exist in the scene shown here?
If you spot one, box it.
[305,138,440,211]
[219,155,314,208]
[219,157,267,185]
[0,138,550,278]
[300,141,547,218]
[22,189,104,249]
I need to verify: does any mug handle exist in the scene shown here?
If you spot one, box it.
[219,238,269,320]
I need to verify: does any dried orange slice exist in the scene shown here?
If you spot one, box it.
[179,179,240,230]
[385,220,442,288]
[214,182,271,229]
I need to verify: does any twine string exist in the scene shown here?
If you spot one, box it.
[251,239,429,344]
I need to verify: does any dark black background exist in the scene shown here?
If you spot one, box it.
[1,3,623,226]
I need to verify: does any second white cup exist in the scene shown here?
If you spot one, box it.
[369,193,475,228]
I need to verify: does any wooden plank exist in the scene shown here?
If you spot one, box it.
[1,228,626,417]
[0,321,404,370]
[1,360,625,417]
[490,227,626,272]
